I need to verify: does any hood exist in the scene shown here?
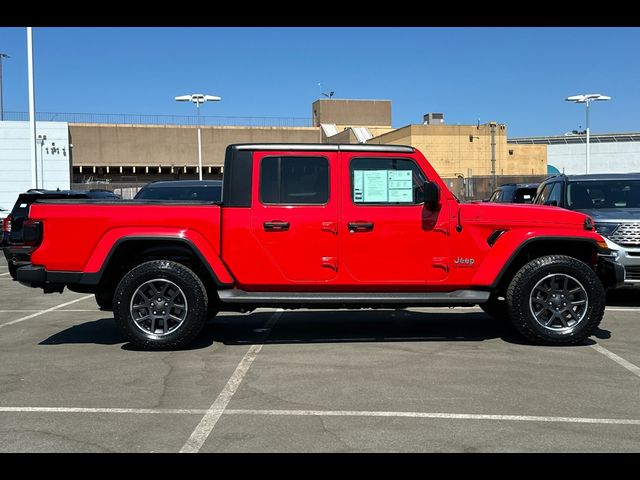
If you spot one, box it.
[574,208,640,222]
[460,202,590,229]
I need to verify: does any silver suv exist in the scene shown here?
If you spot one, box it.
[533,173,640,288]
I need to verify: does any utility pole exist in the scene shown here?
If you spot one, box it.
[489,122,497,191]
[0,53,9,121]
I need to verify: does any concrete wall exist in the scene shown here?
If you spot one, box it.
[69,124,321,170]
[312,99,392,127]
[547,142,640,174]
[367,123,547,178]
[0,121,71,214]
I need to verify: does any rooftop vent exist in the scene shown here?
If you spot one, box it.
[423,113,444,125]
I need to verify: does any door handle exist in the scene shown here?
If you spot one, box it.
[264,221,290,232]
[348,221,374,233]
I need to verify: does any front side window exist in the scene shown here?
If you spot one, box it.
[260,156,329,205]
[350,157,426,205]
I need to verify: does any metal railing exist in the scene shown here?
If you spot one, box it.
[3,111,313,128]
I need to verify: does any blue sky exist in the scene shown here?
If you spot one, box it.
[0,27,638,137]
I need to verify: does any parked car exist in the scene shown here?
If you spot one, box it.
[487,183,539,204]
[13,143,622,349]
[134,180,222,202]
[2,189,120,278]
[533,173,640,288]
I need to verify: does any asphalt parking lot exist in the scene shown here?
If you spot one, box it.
[1,255,640,452]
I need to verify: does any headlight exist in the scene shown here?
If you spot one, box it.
[594,223,620,236]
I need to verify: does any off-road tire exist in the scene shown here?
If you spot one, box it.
[506,255,605,345]
[113,260,208,350]
[95,291,114,311]
[480,295,508,321]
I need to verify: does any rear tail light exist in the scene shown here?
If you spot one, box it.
[2,214,11,233]
[22,219,43,246]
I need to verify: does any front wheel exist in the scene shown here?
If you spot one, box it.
[506,255,605,345]
[113,260,208,350]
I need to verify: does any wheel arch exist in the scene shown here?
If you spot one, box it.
[80,236,233,297]
[488,237,599,295]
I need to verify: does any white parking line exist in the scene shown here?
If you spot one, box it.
[225,409,640,426]
[180,310,283,454]
[0,295,93,330]
[2,406,640,428]
[0,406,206,414]
[0,272,11,276]
[605,307,640,312]
[591,344,640,378]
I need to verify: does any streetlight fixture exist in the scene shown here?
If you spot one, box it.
[565,93,611,174]
[175,93,221,180]
[0,53,9,121]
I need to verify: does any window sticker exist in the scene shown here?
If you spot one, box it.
[354,169,413,203]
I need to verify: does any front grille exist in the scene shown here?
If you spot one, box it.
[608,223,640,247]
[626,266,640,281]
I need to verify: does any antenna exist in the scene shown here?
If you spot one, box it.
[322,91,335,99]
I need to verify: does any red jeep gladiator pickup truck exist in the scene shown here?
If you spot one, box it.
[14,144,623,349]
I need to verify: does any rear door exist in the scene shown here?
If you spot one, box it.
[248,151,339,285]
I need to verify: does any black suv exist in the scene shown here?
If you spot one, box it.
[2,189,120,277]
[487,183,539,204]
[533,173,640,288]
[134,180,223,202]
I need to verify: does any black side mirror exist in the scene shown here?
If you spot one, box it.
[422,181,440,209]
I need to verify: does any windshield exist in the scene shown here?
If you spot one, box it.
[567,180,640,210]
[134,185,222,202]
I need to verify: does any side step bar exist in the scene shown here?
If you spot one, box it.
[218,289,489,305]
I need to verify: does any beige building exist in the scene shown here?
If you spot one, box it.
[65,99,547,190]
[366,123,546,178]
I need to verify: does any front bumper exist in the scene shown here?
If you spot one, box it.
[602,237,640,288]
[596,255,626,290]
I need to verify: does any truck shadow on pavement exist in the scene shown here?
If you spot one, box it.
[39,309,611,350]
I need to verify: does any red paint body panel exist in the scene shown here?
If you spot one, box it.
[25,146,607,295]
[28,203,233,284]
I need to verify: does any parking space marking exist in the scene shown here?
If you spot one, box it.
[0,272,11,276]
[224,409,640,426]
[0,406,206,414]
[3,406,640,428]
[180,310,283,454]
[591,344,640,378]
[605,307,640,312]
[0,295,93,330]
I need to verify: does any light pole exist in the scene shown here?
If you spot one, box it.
[566,93,611,174]
[175,93,221,180]
[0,53,9,121]
[37,134,46,188]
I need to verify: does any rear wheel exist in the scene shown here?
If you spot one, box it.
[506,255,605,345]
[113,260,208,350]
[95,291,113,311]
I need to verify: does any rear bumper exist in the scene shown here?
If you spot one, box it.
[16,265,82,293]
[3,245,33,278]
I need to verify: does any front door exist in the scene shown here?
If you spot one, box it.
[249,151,339,286]
[339,153,450,286]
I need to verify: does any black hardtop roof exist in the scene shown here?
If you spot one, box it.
[497,183,539,189]
[227,143,415,153]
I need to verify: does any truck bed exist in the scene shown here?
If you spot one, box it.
[28,200,222,273]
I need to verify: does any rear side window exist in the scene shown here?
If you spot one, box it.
[260,156,329,205]
[350,157,426,205]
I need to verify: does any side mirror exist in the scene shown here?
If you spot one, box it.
[422,181,440,209]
